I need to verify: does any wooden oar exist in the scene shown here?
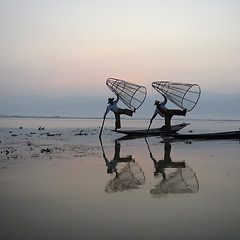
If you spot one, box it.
[99,117,106,138]
[146,121,152,135]
[99,107,109,138]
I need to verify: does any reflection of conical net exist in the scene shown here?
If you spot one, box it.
[150,165,199,197]
[106,78,147,110]
[152,81,201,112]
[105,162,145,193]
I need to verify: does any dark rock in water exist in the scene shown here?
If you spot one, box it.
[46,132,61,137]
[75,132,88,136]
[41,148,52,153]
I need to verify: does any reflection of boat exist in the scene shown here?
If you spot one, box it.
[171,130,240,140]
[113,123,190,137]
[99,138,145,193]
[145,138,199,197]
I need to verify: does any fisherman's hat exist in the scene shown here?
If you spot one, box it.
[108,98,114,103]
[154,100,160,105]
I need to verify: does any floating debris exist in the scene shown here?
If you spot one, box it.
[41,148,52,153]
[46,133,61,137]
[75,132,88,136]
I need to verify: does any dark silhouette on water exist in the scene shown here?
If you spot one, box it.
[145,138,185,178]
[99,136,199,196]
[99,138,145,192]
[145,138,199,196]
[100,138,134,176]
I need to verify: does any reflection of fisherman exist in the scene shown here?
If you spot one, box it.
[102,140,134,177]
[150,93,187,134]
[146,139,185,180]
[103,94,135,130]
[147,140,200,196]
[100,139,145,193]
[152,143,172,179]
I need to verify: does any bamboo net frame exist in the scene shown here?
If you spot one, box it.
[152,81,201,112]
[106,78,147,110]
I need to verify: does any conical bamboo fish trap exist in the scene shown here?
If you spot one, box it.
[106,78,147,110]
[152,81,201,112]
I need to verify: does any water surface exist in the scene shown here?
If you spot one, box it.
[0,118,240,239]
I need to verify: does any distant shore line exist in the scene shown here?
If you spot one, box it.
[0,115,239,122]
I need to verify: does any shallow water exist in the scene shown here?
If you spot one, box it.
[1,117,240,132]
[0,118,240,240]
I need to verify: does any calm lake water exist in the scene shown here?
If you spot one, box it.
[1,117,240,132]
[0,118,240,240]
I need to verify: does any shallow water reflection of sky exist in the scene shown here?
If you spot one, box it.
[1,130,240,240]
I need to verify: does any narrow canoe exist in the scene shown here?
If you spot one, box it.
[171,131,240,140]
[113,123,190,136]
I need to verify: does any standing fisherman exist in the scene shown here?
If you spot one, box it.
[104,94,135,130]
[150,93,187,134]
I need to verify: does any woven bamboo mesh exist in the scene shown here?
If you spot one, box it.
[150,165,199,197]
[152,81,201,112]
[106,78,147,110]
[105,162,145,193]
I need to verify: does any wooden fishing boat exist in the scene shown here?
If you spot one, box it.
[113,123,190,136]
[171,130,240,140]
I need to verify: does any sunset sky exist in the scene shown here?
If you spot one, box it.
[1,0,240,99]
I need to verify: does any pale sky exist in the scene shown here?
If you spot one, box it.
[1,0,240,98]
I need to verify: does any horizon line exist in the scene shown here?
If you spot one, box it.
[0,115,239,122]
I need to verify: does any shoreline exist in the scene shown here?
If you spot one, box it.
[1,116,240,121]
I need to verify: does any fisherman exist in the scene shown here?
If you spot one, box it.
[103,94,135,130]
[150,93,187,134]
